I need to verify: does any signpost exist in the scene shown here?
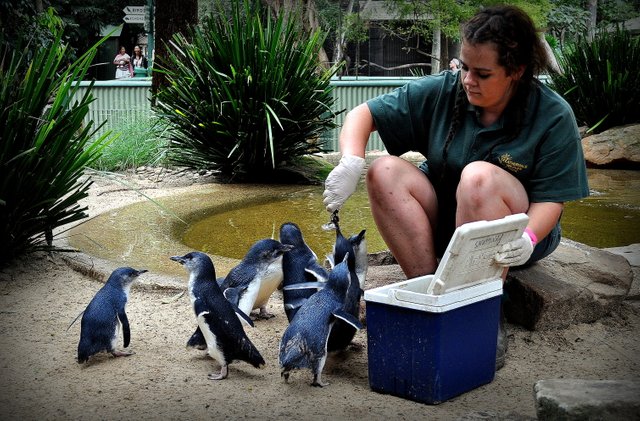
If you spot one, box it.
[123,14,146,24]
[122,3,154,71]
[122,6,148,25]
[123,6,146,15]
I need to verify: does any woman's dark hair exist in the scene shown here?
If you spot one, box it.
[440,5,549,182]
[462,5,549,80]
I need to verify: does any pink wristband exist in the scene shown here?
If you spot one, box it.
[524,227,538,246]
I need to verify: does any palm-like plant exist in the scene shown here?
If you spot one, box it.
[550,27,640,133]
[153,0,342,182]
[0,31,110,266]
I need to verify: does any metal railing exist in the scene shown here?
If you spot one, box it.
[73,75,552,151]
[73,76,420,152]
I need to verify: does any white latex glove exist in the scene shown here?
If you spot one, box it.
[494,230,536,267]
[322,155,365,213]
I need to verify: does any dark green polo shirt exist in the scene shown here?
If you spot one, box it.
[367,71,589,204]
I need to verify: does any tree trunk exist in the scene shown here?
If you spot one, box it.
[332,0,357,74]
[541,33,561,74]
[431,26,441,74]
[151,0,198,102]
[587,0,598,41]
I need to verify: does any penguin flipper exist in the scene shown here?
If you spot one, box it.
[305,261,328,282]
[332,309,363,330]
[283,282,326,291]
[118,310,131,348]
[222,286,242,306]
[238,336,266,368]
[283,297,308,311]
[229,302,254,328]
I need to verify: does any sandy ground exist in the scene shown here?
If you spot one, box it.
[1,169,639,420]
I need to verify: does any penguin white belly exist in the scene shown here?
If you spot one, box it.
[238,281,260,316]
[254,258,284,309]
[197,312,226,366]
[111,319,121,351]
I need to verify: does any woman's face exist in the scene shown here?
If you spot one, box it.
[134,46,141,55]
[459,41,522,113]
[120,47,126,54]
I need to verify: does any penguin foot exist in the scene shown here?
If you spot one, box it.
[311,375,329,387]
[281,371,290,383]
[207,365,229,380]
[111,350,135,358]
[255,307,275,320]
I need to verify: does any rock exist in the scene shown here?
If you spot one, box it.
[367,250,397,267]
[504,239,633,330]
[534,379,640,420]
[605,244,640,298]
[582,124,640,168]
[455,412,535,421]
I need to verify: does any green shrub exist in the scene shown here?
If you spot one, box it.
[153,0,342,182]
[0,31,111,266]
[92,114,170,171]
[550,27,640,133]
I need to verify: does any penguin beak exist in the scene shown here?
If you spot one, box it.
[170,256,185,264]
[136,269,148,276]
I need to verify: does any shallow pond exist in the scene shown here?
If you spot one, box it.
[68,169,640,276]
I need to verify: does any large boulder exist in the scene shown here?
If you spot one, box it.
[582,124,640,168]
[534,379,640,420]
[504,239,633,330]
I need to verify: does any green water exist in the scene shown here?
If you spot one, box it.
[183,169,640,259]
[68,169,639,276]
[561,169,640,248]
[183,187,386,261]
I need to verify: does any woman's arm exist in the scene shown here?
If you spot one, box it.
[338,103,376,158]
[526,201,564,242]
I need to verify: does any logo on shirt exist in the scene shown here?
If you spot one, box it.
[498,153,527,173]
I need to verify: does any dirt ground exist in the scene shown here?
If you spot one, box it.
[1,170,639,420]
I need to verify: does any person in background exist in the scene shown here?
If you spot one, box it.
[322,5,589,369]
[113,46,132,79]
[449,57,461,71]
[131,45,149,77]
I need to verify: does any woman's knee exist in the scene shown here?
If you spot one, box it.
[457,161,498,203]
[366,155,406,189]
[457,161,528,214]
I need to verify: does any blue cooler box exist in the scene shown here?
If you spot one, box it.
[364,214,529,404]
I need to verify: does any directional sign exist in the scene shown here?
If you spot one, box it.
[123,14,146,24]
[124,6,147,15]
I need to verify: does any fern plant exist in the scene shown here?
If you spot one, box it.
[550,27,640,133]
[153,0,342,182]
[0,31,111,266]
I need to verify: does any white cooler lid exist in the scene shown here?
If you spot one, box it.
[364,213,528,311]
[427,213,528,294]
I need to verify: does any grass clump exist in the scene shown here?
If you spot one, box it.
[91,114,170,171]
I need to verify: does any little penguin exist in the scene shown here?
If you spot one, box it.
[326,229,367,290]
[77,267,147,363]
[326,223,365,353]
[279,222,329,322]
[171,251,265,380]
[279,257,362,387]
[218,238,292,320]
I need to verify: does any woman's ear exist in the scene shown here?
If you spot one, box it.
[512,65,526,80]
